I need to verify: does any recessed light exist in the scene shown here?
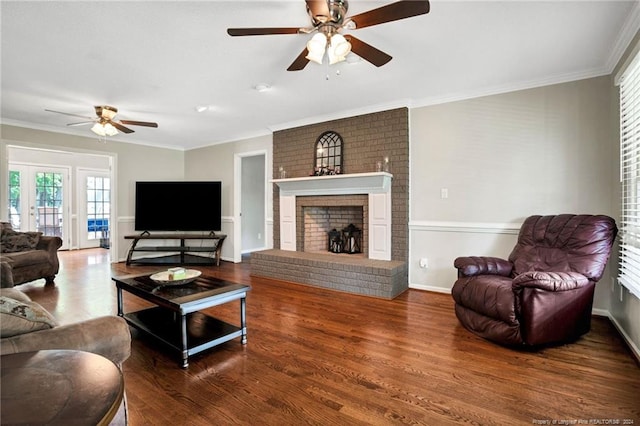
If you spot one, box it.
[254,84,271,92]
[195,105,215,113]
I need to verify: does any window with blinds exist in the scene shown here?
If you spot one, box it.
[619,49,640,299]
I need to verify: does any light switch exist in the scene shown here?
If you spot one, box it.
[440,188,448,199]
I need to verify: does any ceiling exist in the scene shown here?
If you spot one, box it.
[1,1,639,151]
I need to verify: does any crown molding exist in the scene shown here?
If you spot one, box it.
[268,99,411,133]
[0,118,186,151]
[606,0,640,73]
[411,67,610,110]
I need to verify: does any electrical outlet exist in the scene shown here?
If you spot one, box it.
[419,258,428,268]
[258,233,261,240]
[440,188,448,199]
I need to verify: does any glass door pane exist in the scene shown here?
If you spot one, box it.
[8,170,22,229]
[34,171,63,238]
[86,176,110,248]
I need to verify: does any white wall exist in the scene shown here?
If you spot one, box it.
[184,134,272,262]
[409,76,617,298]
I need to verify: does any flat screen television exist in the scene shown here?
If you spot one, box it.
[134,181,222,232]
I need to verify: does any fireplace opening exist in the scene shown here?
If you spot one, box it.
[301,204,365,256]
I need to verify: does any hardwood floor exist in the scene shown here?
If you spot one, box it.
[16,248,639,425]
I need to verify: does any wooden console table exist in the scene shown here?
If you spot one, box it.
[125,233,226,266]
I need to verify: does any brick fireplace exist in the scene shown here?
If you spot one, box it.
[250,107,409,299]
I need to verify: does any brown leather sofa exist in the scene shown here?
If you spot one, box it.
[451,214,617,347]
[0,222,63,287]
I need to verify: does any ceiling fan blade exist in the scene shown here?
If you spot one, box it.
[120,120,158,128]
[349,0,430,29]
[287,48,311,71]
[66,121,94,127]
[227,27,301,36]
[45,109,93,120]
[109,121,134,134]
[346,35,392,67]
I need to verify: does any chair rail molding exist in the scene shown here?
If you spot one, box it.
[409,220,522,235]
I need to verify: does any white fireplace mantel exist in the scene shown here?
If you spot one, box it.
[272,172,392,197]
[274,172,393,261]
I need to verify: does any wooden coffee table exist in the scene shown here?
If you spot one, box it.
[113,272,250,367]
[1,350,124,425]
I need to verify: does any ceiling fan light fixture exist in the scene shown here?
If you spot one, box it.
[305,33,327,64]
[91,122,106,136]
[91,122,118,137]
[103,122,118,136]
[328,33,351,64]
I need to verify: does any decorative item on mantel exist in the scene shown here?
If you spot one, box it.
[377,156,390,173]
[311,165,340,176]
[279,166,287,179]
[313,130,343,176]
[342,224,362,254]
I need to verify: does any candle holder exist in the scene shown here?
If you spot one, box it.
[341,224,362,254]
[327,228,343,253]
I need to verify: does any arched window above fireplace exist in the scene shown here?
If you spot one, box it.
[314,131,343,174]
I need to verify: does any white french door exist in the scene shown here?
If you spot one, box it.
[7,164,70,250]
[77,169,111,249]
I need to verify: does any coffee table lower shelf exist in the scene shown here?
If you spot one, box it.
[122,307,245,367]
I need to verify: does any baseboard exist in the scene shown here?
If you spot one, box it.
[410,283,451,294]
[241,247,267,255]
[591,308,609,317]
[606,311,640,363]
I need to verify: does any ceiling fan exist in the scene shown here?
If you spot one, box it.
[45,105,158,136]
[227,0,430,71]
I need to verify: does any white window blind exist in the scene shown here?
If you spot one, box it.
[619,49,640,299]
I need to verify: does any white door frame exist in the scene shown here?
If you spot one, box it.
[3,143,117,259]
[8,162,72,250]
[233,149,269,263]
[77,168,111,249]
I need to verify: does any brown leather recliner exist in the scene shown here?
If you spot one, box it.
[451,214,617,347]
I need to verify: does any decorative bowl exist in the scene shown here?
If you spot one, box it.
[150,269,201,286]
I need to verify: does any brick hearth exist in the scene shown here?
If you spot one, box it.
[250,249,408,299]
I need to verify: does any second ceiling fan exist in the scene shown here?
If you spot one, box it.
[46,105,158,136]
[227,0,430,71]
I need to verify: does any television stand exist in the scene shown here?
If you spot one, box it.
[124,233,227,266]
